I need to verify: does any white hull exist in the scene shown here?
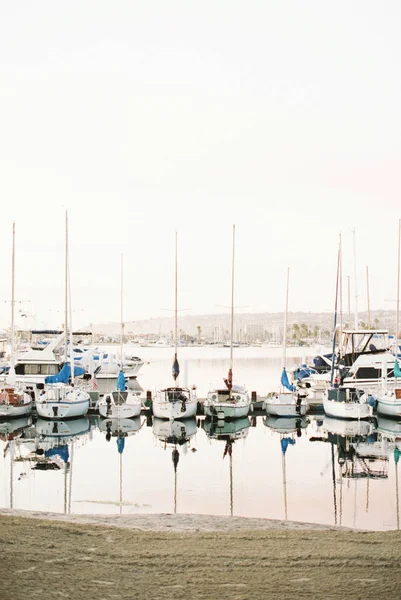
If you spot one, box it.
[98,394,142,419]
[152,397,197,420]
[0,414,32,435]
[376,395,401,418]
[265,392,308,417]
[323,397,372,420]
[152,387,198,420]
[0,400,32,418]
[203,401,250,420]
[36,386,90,419]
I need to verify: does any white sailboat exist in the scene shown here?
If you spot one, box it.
[265,268,308,417]
[98,255,142,419]
[376,218,401,418]
[0,222,33,419]
[323,240,372,420]
[36,212,90,420]
[152,232,197,420]
[203,225,251,420]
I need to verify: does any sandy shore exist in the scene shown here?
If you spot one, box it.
[1,509,401,599]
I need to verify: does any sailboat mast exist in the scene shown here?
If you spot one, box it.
[282,267,290,368]
[66,212,75,386]
[175,232,178,357]
[330,242,341,388]
[11,222,15,371]
[396,218,400,365]
[120,254,124,368]
[352,227,359,329]
[366,266,371,329]
[64,211,68,364]
[230,224,235,371]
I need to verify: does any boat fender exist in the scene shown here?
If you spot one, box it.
[367,394,377,409]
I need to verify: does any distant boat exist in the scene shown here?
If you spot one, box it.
[203,225,251,421]
[98,255,142,419]
[152,233,198,420]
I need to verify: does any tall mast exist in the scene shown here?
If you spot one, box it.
[339,233,343,358]
[66,211,74,386]
[175,232,178,357]
[396,218,400,365]
[120,253,124,368]
[230,224,235,371]
[282,267,290,369]
[64,211,68,364]
[347,275,351,328]
[11,222,15,371]
[366,266,371,329]
[330,241,341,388]
[352,227,359,328]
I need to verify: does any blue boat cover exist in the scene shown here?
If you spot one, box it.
[44,363,86,384]
[116,370,126,391]
[281,437,295,455]
[281,368,296,392]
[45,444,69,463]
[294,364,317,380]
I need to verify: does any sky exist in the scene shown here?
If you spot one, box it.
[0,1,400,330]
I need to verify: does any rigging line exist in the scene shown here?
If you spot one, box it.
[230,449,233,517]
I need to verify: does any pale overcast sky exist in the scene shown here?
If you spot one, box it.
[0,1,400,329]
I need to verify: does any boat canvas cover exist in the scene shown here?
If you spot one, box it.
[44,363,86,384]
[281,368,296,392]
[116,370,126,391]
[395,360,401,379]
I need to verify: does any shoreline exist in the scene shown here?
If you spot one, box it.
[0,507,350,532]
[2,510,401,599]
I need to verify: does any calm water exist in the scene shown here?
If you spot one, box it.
[1,345,400,531]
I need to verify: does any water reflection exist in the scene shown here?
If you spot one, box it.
[2,412,401,530]
[152,417,197,514]
[204,417,251,516]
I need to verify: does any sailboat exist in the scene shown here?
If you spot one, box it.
[323,240,372,420]
[0,222,33,419]
[98,255,142,419]
[152,232,197,420]
[203,225,251,420]
[36,212,90,420]
[375,218,401,418]
[265,268,308,417]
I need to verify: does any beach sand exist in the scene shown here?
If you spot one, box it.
[1,509,401,599]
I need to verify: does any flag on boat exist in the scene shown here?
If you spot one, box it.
[116,370,126,391]
[394,360,401,379]
[224,368,233,391]
[281,367,296,392]
[92,374,98,391]
[172,354,180,381]
[280,437,295,455]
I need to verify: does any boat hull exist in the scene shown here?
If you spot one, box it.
[36,388,90,419]
[376,395,401,418]
[98,400,142,419]
[265,393,308,417]
[323,398,371,420]
[152,398,197,420]
[0,400,32,418]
